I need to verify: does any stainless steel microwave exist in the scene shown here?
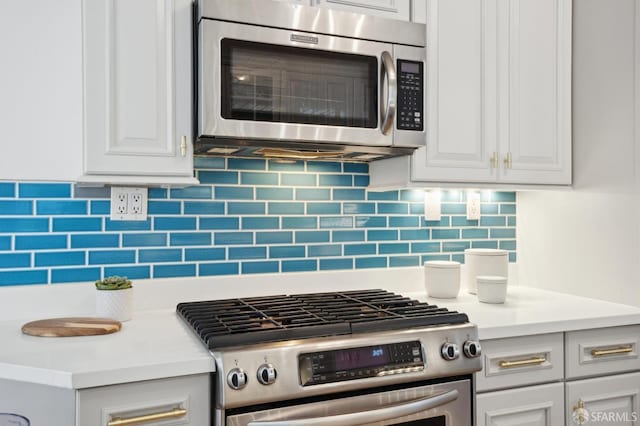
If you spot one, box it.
[194,0,426,161]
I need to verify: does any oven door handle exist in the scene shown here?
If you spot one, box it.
[380,50,397,136]
[247,389,459,426]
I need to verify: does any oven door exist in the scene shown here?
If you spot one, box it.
[225,379,471,426]
[199,20,396,147]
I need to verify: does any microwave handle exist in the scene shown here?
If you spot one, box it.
[247,389,459,426]
[380,51,397,135]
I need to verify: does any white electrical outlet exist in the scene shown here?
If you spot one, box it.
[424,191,442,221]
[466,191,481,220]
[110,187,148,221]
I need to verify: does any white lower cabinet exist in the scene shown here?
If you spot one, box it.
[476,382,565,426]
[76,374,210,426]
[476,326,640,426]
[566,372,640,426]
[0,378,75,426]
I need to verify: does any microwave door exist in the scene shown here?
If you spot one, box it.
[199,20,394,147]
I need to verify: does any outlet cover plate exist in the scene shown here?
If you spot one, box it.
[110,187,148,221]
[466,192,481,220]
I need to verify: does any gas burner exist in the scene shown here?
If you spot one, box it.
[177,289,468,350]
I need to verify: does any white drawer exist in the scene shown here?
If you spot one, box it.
[76,374,210,426]
[565,325,640,380]
[476,333,564,392]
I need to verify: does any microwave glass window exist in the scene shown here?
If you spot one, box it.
[221,39,377,128]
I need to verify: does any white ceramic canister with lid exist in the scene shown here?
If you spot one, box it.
[476,275,508,303]
[463,249,508,294]
[424,260,461,298]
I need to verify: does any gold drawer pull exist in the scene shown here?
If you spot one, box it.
[499,356,547,369]
[591,346,633,357]
[108,408,187,426]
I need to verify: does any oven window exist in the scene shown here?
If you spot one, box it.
[390,417,446,426]
[221,39,378,128]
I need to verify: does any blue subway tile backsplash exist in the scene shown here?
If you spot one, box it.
[0,201,33,216]
[0,159,516,285]
[19,183,71,198]
[0,183,15,198]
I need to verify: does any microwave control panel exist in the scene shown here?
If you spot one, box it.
[397,60,424,131]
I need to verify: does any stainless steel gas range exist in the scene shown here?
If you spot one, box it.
[177,290,482,426]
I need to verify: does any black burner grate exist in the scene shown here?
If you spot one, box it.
[176,289,468,350]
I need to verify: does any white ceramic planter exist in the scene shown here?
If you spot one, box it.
[96,288,133,322]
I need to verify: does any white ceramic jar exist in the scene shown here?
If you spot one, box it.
[424,260,461,298]
[476,275,508,303]
[463,248,508,294]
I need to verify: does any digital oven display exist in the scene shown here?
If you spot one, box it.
[299,341,424,386]
[334,347,390,370]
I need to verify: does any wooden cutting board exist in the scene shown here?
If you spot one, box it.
[21,317,122,337]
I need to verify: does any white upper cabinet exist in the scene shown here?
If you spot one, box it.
[413,0,497,183]
[411,0,426,23]
[0,0,83,182]
[370,0,572,188]
[312,0,411,21]
[498,0,572,184]
[80,0,198,186]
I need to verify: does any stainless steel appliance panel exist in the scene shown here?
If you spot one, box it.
[199,20,395,146]
[213,324,481,409]
[197,0,425,48]
[226,379,471,426]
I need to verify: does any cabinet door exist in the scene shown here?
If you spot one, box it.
[312,0,410,21]
[82,0,197,185]
[76,374,209,426]
[411,0,426,23]
[497,0,572,184]
[411,0,498,183]
[477,382,564,426]
[566,372,640,426]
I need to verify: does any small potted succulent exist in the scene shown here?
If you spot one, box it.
[95,276,133,322]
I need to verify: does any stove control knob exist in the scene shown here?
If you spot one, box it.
[463,341,482,358]
[257,363,277,385]
[227,368,248,390]
[441,342,460,361]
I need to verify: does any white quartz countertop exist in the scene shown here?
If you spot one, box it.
[0,309,214,389]
[0,268,639,390]
[416,286,640,340]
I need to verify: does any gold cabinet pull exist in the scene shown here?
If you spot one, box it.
[499,356,547,369]
[490,152,499,169]
[503,152,512,169]
[573,399,587,425]
[180,135,188,157]
[108,408,187,426]
[591,346,633,357]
